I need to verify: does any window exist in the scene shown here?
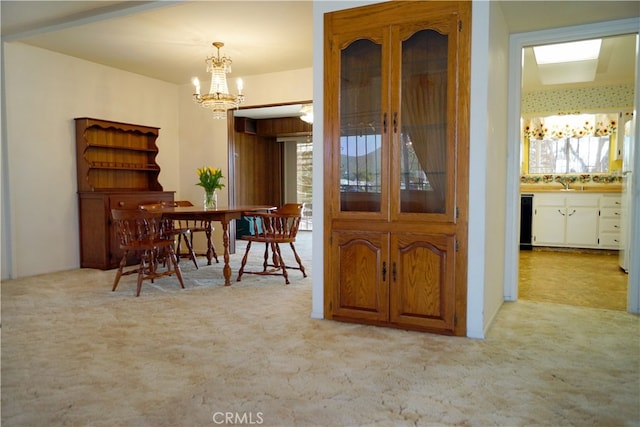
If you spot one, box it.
[529,136,610,174]
[340,133,382,193]
[523,113,617,175]
[297,140,313,230]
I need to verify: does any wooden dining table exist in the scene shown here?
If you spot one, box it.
[161,205,274,286]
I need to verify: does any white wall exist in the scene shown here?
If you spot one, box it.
[2,42,180,279]
[483,1,510,335]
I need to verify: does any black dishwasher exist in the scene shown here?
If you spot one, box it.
[520,194,533,250]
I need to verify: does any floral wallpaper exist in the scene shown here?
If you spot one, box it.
[522,84,634,115]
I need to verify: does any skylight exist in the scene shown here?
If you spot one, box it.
[533,39,602,65]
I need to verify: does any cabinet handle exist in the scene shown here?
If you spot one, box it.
[393,112,398,133]
[558,209,565,216]
[382,261,387,281]
[392,262,397,282]
[383,113,387,133]
[567,209,576,216]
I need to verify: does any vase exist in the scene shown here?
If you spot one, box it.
[204,190,217,210]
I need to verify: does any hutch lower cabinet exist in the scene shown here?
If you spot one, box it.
[75,117,173,269]
[331,231,457,332]
[323,1,471,335]
[78,191,174,269]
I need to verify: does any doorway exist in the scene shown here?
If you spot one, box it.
[505,19,639,312]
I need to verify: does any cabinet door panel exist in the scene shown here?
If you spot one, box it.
[533,206,565,245]
[331,232,389,322]
[396,27,455,217]
[337,34,389,216]
[566,207,598,247]
[390,233,455,332]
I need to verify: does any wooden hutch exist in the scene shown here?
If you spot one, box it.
[323,1,470,336]
[75,117,174,269]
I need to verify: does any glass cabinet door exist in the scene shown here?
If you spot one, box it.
[397,29,451,215]
[339,38,385,213]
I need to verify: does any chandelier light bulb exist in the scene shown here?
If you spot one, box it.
[192,77,200,95]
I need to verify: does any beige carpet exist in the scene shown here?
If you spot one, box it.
[2,234,639,426]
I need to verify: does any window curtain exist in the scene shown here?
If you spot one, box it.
[523,113,618,140]
[401,73,447,204]
[400,29,449,206]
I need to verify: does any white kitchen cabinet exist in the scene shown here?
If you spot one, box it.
[532,194,566,246]
[598,194,622,249]
[532,193,599,248]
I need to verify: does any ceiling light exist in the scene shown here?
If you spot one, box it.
[533,39,602,65]
[300,104,313,124]
[192,42,245,119]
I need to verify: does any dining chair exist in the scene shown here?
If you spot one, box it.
[138,203,199,269]
[163,200,219,265]
[110,208,185,296]
[236,203,307,285]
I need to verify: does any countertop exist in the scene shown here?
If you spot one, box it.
[520,184,622,193]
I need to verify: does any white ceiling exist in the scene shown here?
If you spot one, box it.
[2,1,639,117]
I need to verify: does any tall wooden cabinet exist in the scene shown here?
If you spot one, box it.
[323,1,470,335]
[75,118,174,269]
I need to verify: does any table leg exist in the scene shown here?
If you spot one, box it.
[221,221,232,286]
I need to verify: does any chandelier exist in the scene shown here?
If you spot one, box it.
[192,42,245,119]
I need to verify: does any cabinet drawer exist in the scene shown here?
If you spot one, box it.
[600,194,622,208]
[599,233,621,248]
[599,218,621,233]
[109,192,173,210]
[534,196,565,207]
[568,195,599,207]
[600,207,622,218]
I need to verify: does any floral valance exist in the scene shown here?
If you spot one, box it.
[523,113,617,140]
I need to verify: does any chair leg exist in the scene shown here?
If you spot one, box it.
[204,225,219,264]
[273,243,290,285]
[136,251,150,297]
[112,252,128,292]
[262,242,270,272]
[270,242,280,268]
[168,245,185,289]
[236,241,252,281]
[289,242,307,278]
[175,233,184,262]
[182,232,199,269]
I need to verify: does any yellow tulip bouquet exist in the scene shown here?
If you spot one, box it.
[196,166,225,192]
[197,167,225,209]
